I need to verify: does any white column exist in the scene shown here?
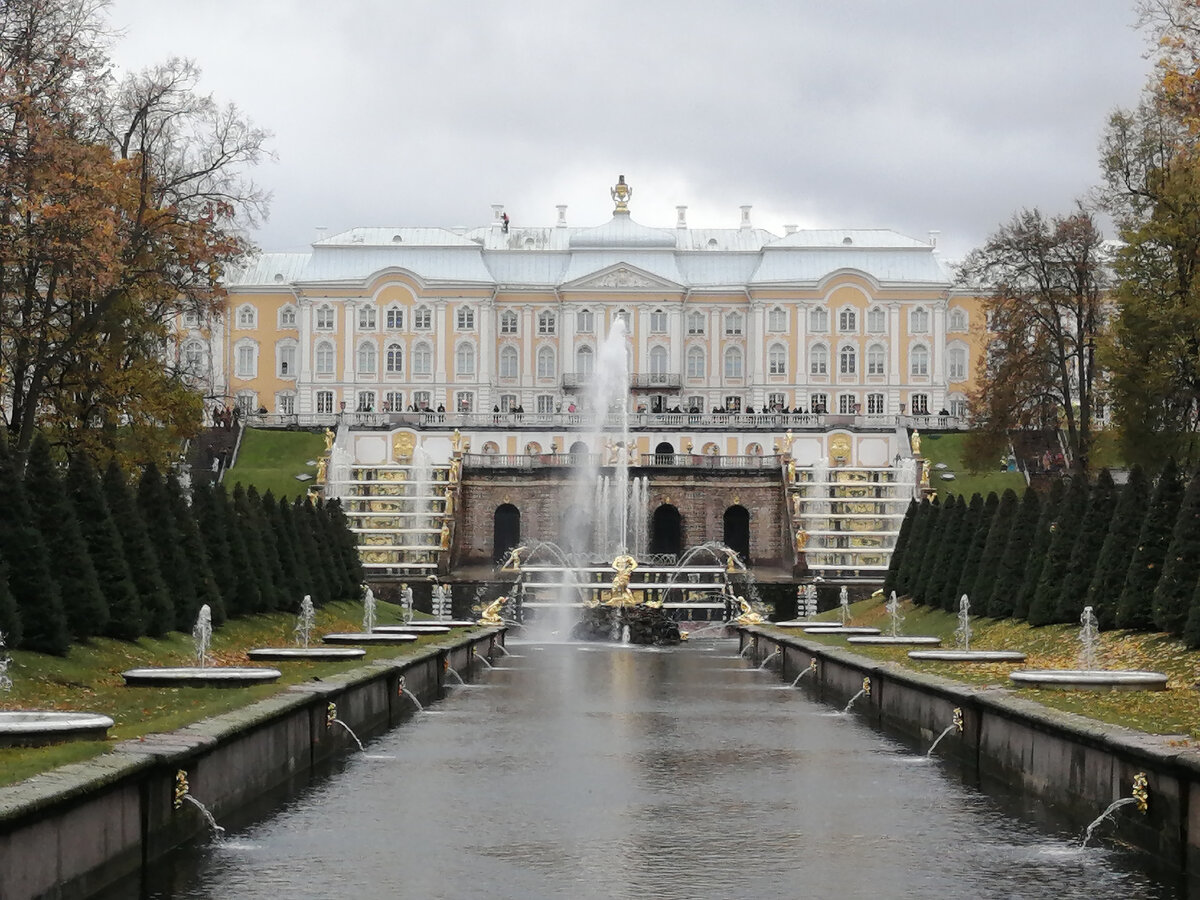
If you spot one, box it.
[434,300,448,405]
[709,307,721,400]
[750,301,766,402]
[342,301,356,382]
[794,302,807,407]
[932,302,946,384]
[889,302,903,410]
[480,295,495,405]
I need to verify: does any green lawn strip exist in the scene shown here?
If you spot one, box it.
[0,600,483,787]
[1089,430,1127,470]
[766,598,1200,741]
[920,432,1026,500]
[224,428,325,502]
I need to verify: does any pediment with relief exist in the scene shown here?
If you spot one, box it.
[564,264,681,292]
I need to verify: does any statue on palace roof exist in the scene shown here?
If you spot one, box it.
[611,174,633,213]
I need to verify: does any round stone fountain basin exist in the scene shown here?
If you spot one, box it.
[847,635,942,646]
[439,621,483,628]
[122,667,282,687]
[0,711,115,747]
[372,625,451,635]
[247,647,367,661]
[774,620,823,628]
[801,626,882,635]
[1009,669,1168,691]
[908,649,1028,663]
[322,633,418,645]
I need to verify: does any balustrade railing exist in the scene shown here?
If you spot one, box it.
[464,452,783,470]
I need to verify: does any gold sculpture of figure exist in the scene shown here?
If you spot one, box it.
[787,458,796,483]
[610,174,633,213]
[603,553,640,607]
[324,428,335,453]
[795,529,809,553]
[733,596,765,626]
[451,429,462,454]
[910,429,921,456]
[920,458,931,488]
[479,596,507,626]
[443,485,454,517]
[724,548,741,573]
[501,545,525,571]
[316,456,327,484]
[439,523,451,549]
[448,458,460,482]
[683,438,693,454]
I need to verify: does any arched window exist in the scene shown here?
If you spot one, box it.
[356,341,376,375]
[455,342,475,376]
[385,306,404,330]
[948,307,968,332]
[538,310,556,335]
[500,310,518,334]
[412,342,432,375]
[910,307,929,333]
[386,342,403,374]
[278,305,297,329]
[649,345,668,376]
[768,343,787,376]
[838,308,857,332]
[358,305,376,330]
[810,343,828,376]
[768,307,787,332]
[537,345,556,378]
[839,344,856,375]
[809,307,828,332]
[182,339,205,374]
[948,345,968,381]
[911,344,930,376]
[686,345,705,379]
[499,345,519,379]
[315,340,335,375]
[724,346,743,378]
[687,311,705,335]
[867,343,886,376]
[236,304,257,329]
[867,306,886,333]
[724,312,743,336]
[577,308,594,333]
[456,307,475,330]
[576,345,594,377]
[650,309,667,333]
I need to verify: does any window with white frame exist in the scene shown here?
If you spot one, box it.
[414,306,432,330]
[810,343,828,376]
[910,393,929,415]
[536,394,555,414]
[276,392,295,416]
[386,342,403,374]
[236,304,256,329]
[316,390,334,414]
[649,345,668,377]
[412,342,432,376]
[358,306,377,330]
[867,343,886,376]
[838,308,857,332]
[500,310,518,334]
[413,390,431,410]
[911,344,930,376]
[316,305,335,331]
[315,340,335,375]
[910,307,930,333]
[839,344,857,376]
[182,310,200,329]
[867,306,886,333]
[867,392,885,415]
[687,395,704,411]
[768,392,787,411]
[499,345,519,379]
[577,309,594,333]
[278,305,297,328]
[686,345,705,379]
[182,340,205,374]
[949,395,968,418]
[456,307,475,331]
[768,307,787,332]
[356,341,376,375]
[947,345,968,381]
[687,311,705,335]
[234,340,257,379]
[455,391,474,412]
[277,341,297,378]
[810,392,828,413]
[838,393,857,414]
[537,310,556,335]
[809,307,829,332]
[650,309,668,333]
[455,342,475,376]
[384,391,404,412]
[948,307,968,332]
[356,390,375,412]
[724,312,743,336]
[576,345,594,377]
[537,345,556,379]
[768,343,787,376]
[499,393,517,412]
[386,306,404,330]
[724,346,743,378]
[235,390,257,414]
[615,309,631,330]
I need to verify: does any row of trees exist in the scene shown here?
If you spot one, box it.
[0,433,361,655]
[884,462,1200,647]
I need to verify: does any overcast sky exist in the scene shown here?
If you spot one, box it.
[104,1,1155,262]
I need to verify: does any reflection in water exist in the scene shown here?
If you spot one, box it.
[127,642,1180,900]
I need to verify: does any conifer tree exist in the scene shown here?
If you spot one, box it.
[896,498,934,598]
[216,484,262,617]
[1117,460,1185,631]
[246,486,287,611]
[263,490,302,611]
[1028,473,1090,626]
[65,454,143,640]
[987,487,1041,618]
[191,483,236,617]
[24,435,109,642]
[1014,479,1064,620]
[1152,469,1200,636]
[915,496,957,605]
[954,492,998,610]
[1181,571,1200,648]
[325,499,364,595]
[166,474,225,626]
[0,557,22,649]
[1057,469,1117,623]
[884,499,918,596]
[277,496,312,608]
[0,436,69,654]
[971,489,1019,608]
[103,460,174,637]
[138,463,200,632]
[230,484,271,614]
[298,497,337,604]
[1085,465,1150,629]
[933,494,977,611]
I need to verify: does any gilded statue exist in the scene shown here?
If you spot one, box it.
[920,458,931,488]
[478,596,507,626]
[439,523,451,549]
[733,597,765,626]
[610,174,633,213]
[724,548,741,573]
[324,428,335,453]
[910,429,921,456]
[316,456,327,484]
[787,458,796,483]
[502,546,526,571]
[795,529,809,553]
[448,458,460,482]
[792,493,802,517]
[451,429,462,454]
[604,553,640,607]
[443,485,454,517]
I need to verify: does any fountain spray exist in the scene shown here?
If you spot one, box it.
[953,595,972,651]
[0,631,11,692]
[294,595,315,648]
[1082,772,1149,848]
[192,605,212,669]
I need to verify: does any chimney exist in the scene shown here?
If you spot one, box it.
[676,205,688,229]
[928,229,940,249]
[740,205,752,230]
[491,204,505,228]
[315,226,328,242]
[783,224,798,235]
[556,205,568,227]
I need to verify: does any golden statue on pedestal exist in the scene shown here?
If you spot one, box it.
[603,553,640,607]
[795,529,809,553]
[443,485,455,517]
[316,456,327,484]
[439,523,451,549]
[611,174,633,213]
[478,596,507,626]
[733,596,765,625]
[451,429,462,454]
[910,429,921,455]
[324,428,335,453]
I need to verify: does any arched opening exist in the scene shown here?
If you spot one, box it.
[569,440,589,463]
[723,505,751,565]
[560,505,591,557]
[654,441,674,465]
[649,505,682,559]
[493,504,520,564]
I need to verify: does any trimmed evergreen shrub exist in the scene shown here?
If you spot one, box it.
[215,484,262,616]
[103,460,174,637]
[971,488,1018,607]
[246,486,287,612]
[231,484,272,614]
[1152,469,1200,636]
[1028,473,1089,626]
[1181,568,1200,648]
[1086,465,1149,629]
[0,557,22,648]
[277,496,313,609]
[915,496,957,605]
[897,498,934,599]
[1014,479,1064,620]
[325,499,364,594]
[165,473,226,627]
[263,490,303,611]
[954,492,998,610]
[138,463,200,632]
[1117,460,1185,632]
[191,483,237,619]
[1056,469,1117,624]
[883,500,918,597]
[936,494,980,612]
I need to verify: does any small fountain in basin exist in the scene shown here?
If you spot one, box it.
[802,586,881,636]
[1009,607,1167,690]
[776,583,820,627]
[373,580,454,635]
[909,595,1027,663]
[847,592,941,646]
[0,630,116,747]
[123,605,282,687]
[249,594,368,661]
[324,585,418,646]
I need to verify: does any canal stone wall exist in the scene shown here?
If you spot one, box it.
[0,629,502,900]
[741,626,1200,882]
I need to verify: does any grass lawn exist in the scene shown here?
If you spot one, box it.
[1089,430,1127,470]
[920,432,1026,500]
[224,428,325,501]
[0,600,484,787]
[769,596,1200,742]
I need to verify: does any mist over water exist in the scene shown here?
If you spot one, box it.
[126,642,1181,900]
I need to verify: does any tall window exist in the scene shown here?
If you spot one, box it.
[687,395,704,411]
[182,340,205,374]
[838,308,857,332]
[537,310,556,335]
[277,342,297,378]
[687,311,705,335]
[356,391,375,412]
[500,311,518,334]
[948,346,968,381]
[235,391,257,414]
[316,390,334,414]
[809,307,828,332]
[615,309,631,330]
[576,345,594,377]
[911,393,929,415]
[236,305,256,329]
[536,394,555,414]
[278,305,297,328]
[768,307,787,332]
[414,306,432,330]
[686,345,705,379]
[867,344,886,376]
[838,394,856,414]
[810,392,828,414]
[315,341,335,375]
[948,307,968,332]
[499,393,517,412]
[413,390,431,410]
[412,342,432,375]
[650,309,668,333]
[457,307,475,331]
[277,392,295,416]
[768,392,786,411]
[455,342,475,376]
[577,309,594,333]
[537,346,556,378]
[358,306,376,330]
[234,341,257,378]
[357,341,376,374]
[810,343,828,376]
[386,343,404,374]
[867,393,885,415]
[950,396,968,418]
[724,346,743,378]
[499,346,519,378]
[910,307,929,333]
[768,344,787,376]
[649,345,668,377]
[911,344,929,376]
[384,391,404,411]
[386,306,404,330]
[316,305,335,330]
[724,312,743,336]
[455,392,474,412]
[867,306,886,333]
[839,344,857,376]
